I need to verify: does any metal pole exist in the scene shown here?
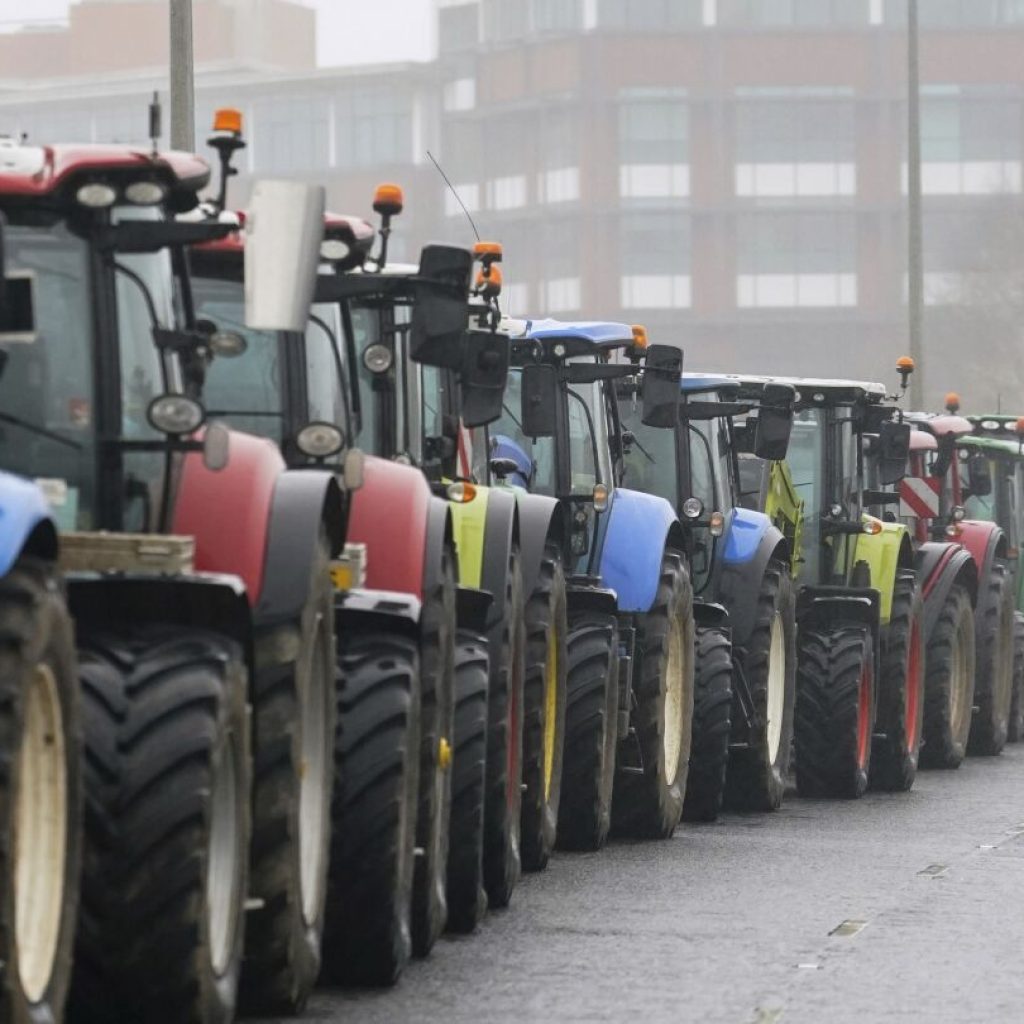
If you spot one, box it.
[169,0,195,151]
[907,0,924,408]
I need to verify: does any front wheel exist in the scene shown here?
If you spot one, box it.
[968,566,1015,757]
[795,624,874,799]
[611,554,695,839]
[0,562,82,1024]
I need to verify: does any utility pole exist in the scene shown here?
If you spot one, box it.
[907,0,924,408]
[169,0,195,151]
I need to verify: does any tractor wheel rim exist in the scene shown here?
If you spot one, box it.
[299,615,329,925]
[663,617,685,782]
[542,624,559,801]
[950,615,971,736]
[996,599,1014,714]
[856,660,871,770]
[765,612,786,763]
[14,662,67,1004]
[506,609,522,814]
[905,617,922,752]
[206,729,242,976]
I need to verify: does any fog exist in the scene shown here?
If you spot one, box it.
[1,0,1022,413]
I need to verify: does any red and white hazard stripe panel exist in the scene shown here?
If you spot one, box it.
[900,477,941,520]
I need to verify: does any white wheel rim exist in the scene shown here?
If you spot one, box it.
[206,730,241,976]
[14,662,67,1004]
[950,613,972,736]
[765,613,786,763]
[299,614,329,925]
[663,619,685,781]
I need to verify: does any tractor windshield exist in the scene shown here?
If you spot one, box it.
[616,389,677,508]
[787,410,823,581]
[489,368,555,493]
[567,379,613,496]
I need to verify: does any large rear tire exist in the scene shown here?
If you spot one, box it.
[556,614,618,851]
[870,571,925,792]
[482,550,524,908]
[446,630,489,935]
[968,565,1015,756]
[612,554,695,839]
[241,537,336,1015]
[1008,612,1024,743]
[71,629,250,1024]
[412,546,455,956]
[0,561,81,1024]
[920,583,975,769]
[681,626,733,823]
[321,632,419,987]
[794,625,874,799]
[725,564,796,812]
[520,544,567,871]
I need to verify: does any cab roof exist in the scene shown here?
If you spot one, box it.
[959,435,1023,458]
[728,374,887,407]
[906,412,974,438]
[910,429,938,452]
[680,372,741,395]
[517,318,635,347]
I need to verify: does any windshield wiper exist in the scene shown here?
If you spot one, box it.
[0,410,83,450]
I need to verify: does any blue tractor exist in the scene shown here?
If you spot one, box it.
[0,471,81,1024]
[615,372,800,820]
[483,320,695,844]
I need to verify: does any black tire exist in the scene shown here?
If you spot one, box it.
[870,571,925,792]
[612,554,695,839]
[920,582,976,769]
[1007,612,1024,743]
[412,545,455,956]
[321,632,419,987]
[968,565,1015,756]
[520,544,568,871]
[446,630,489,935]
[681,627,733,823]
[482,549,524,908]
[0,561,81,1024]
[794,625,874,799]
[556,614,618,851]
[70,629,251,1024]
[241,537,336,1014]
[725,564,796,812]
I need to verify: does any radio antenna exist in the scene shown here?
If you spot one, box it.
[427,149,480,242]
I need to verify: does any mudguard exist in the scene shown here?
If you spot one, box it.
[694,600,730,631]
[716,509,787,649]
[346,454,435,600]
[597,488,684,614]
[424,491,455,597]
[173,430,285,602]
[958,520,1007,590]
[66,572,253,666]
[479,486,516,627]
[916,542,978,644]
[456,585,492,634]
[797,585,880,635]
[854,521,914,626]
[450,486,493,590]
[255,469,345,627]
[0,471,57,576]
[336,587,422,637]
[513,490,565,601]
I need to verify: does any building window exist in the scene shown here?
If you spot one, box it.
[444,78,476,112]
[620,212,692,309]
[541,219,581,312]
[539,167,581,203]
[619,88,688,199]
[921,208,1012,306]
[545,277,581,312]
[488,176,528,210]
[532,0,583,33]
[597,0,703,29]
[718,0,870,26]
[252,95,329,173]
[439,3,480,52]
[335,90,412,168]
[884,0,1024,26]
[444,183,480,216]
[737,212,857,308]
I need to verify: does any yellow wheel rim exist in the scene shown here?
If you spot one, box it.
[15,662,67,1004]
[543,626,559,801]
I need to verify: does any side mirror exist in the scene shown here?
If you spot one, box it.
[410,244,473,369]
[460,329,510,428]
[520,364,558,438]
[640,343,682,428]
[753,382,795,460]
[967,454,993,497]
[877,420,911,485]
[245,180,325,332]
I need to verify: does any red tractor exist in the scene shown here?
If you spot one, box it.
[0,135,345,1022]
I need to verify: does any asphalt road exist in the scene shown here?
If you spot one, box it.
[288,749,1024,1024]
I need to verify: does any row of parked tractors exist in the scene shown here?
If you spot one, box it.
[3,110,1024,1024]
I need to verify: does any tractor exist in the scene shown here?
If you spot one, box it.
[0,473,81,1024]
[613,370,800,821]
[0,135,344,1022]
[484,320,696,844]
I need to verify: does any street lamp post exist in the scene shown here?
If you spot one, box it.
[169,0,195,151]
[907,0,924,408]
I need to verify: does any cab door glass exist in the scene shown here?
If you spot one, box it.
[567,386,599,495]
[788,411,822,583]
[488,368,555,493]
[305,304,350,451]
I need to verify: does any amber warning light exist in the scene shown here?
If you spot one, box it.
[373,183,404,217]
[213,108,243,135]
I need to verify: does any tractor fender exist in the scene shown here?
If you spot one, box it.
[916,542,978,645]
[597,488,685,614]
[336,587,422,638]
[959,520,1008,592]
[513,491,566,602]
[478,486,516,627]
[254,469,345,627]
[565,582,619,618]
[797,584,881,637]
[450,485,494,591]
[424,491,456,597]
[694,599,730,631]
[715,509,787,650]
[0,471,57,576]
[67,571,254,669]
[346,454,434,600]
[854,521,914,627]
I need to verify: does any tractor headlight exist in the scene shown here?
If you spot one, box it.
[296,422,345,459]
[125,180,167,206]
[147,394,205,435]
[363,343,393,374]
[321,238,351,262]
[682,497,704,520]
[76,182,118,208]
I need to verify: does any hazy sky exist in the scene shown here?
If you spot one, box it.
[0,0,436,67]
